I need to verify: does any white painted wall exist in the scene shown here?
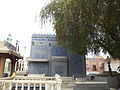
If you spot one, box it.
[104,60,120,72]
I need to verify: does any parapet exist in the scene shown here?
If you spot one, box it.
[32,33,56,38]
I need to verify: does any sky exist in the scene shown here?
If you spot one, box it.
[0,0,55,56]
[0,0,108,58]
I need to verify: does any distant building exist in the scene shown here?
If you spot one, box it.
[14,46,29,75]
[6,33,12,43]
[104,59,120,73]
[28,34,86,77]
[86,56,104,75]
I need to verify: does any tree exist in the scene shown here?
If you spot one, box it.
[40,0,120,59]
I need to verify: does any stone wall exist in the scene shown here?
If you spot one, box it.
[68,54,86,77]
[74,82,109,90]
[29,62,49,75]
[29,34,86,77]
[30,34,56,59]
[49,57,68,76]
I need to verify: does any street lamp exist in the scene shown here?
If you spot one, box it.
[106,56,112,77]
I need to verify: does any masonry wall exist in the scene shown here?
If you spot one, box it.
[29,34,86,77]
[49,60,67,76]
[29,62,49,75]
[30,35,55,59]
[104,60,120,72]
[74,83,109,90]
[68,53,86,77]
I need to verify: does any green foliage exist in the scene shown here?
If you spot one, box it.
[40,0,120,59]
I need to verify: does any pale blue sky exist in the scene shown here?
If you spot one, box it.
[0,0,107,58]
[0,0,55,56]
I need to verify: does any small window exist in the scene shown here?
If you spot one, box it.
[92,65,97,71]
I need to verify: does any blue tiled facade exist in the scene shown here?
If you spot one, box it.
[68,53,86,77]
[30,34,67,59]
[29,34,86,77]
[51,45,67,56]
